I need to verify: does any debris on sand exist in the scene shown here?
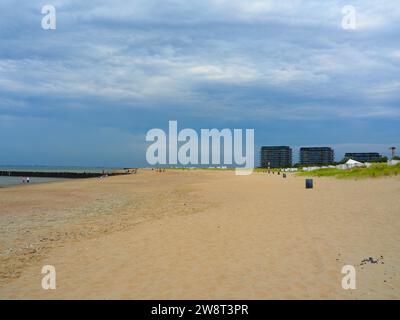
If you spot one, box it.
[360,256,384,266]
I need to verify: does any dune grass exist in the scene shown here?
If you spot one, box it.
[297,163,400,179]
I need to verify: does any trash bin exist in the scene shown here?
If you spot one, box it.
[306,179,313,189]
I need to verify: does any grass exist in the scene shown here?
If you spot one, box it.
[297,163,400,179]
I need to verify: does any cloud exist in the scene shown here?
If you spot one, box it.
[0,0,399,165]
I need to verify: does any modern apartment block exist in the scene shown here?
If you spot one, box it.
[300,147,335,166]
[344,152,382,162]
[260,146,292,168]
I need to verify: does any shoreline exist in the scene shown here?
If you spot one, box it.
[0,169,136,188]
[0,177,72,189]
[0,170,132,179]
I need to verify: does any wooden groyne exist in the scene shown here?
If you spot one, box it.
[0,171,132,179]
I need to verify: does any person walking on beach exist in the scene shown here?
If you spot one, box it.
[26,177,30,183]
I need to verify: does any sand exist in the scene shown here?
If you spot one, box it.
[0,170,399,299]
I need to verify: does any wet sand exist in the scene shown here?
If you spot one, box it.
[0,170,399,299]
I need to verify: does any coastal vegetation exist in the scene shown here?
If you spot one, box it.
[297,163,400,179]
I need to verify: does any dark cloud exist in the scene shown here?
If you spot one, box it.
[0,0,399,165]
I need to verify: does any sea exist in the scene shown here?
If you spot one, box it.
[0,166,124,187]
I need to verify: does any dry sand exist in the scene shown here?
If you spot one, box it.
[0,170,399,299]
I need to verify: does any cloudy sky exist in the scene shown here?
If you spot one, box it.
[1,0,399,166]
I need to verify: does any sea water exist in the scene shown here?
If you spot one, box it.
[0,176,70,187]
[0,166,123,173]
[0,166,124,187]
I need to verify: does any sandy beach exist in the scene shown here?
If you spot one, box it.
[0,170,399,299]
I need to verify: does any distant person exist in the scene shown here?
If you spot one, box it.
[26,177,30,183]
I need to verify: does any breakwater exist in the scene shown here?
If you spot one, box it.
[0,171,131,179]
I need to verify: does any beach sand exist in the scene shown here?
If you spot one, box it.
[0,170,399,299]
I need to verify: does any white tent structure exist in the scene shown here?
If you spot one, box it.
[388,159,400,166]
[336,159,366,170]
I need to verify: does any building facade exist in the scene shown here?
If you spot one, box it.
[344,152,382,162]
[260,146,292,168]
[300,147,335,166]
